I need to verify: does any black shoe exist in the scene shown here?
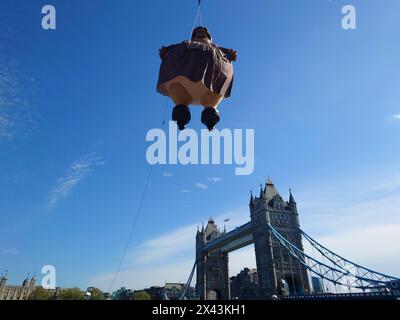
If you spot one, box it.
[201,107,220,131]
[172,104,191,130]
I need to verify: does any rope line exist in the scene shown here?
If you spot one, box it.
[190,0,204,38]
[108,166,154,293]
[108,100,169,293]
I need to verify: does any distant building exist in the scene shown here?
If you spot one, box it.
[142,286,163,300]
[311,277,325,294]
[103,292,113,300]
[230,268,260,300]
[136,284,196,300]
[0,273,36,300]
[113,287,133,300]
[163,283,184,300]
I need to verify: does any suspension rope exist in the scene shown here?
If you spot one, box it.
[108,102,169,293]
[190,0,204,37]
[108,166,154,293]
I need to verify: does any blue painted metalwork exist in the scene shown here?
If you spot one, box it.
[267,223,400,291]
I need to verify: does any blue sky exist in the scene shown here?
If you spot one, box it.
[1,0,400,291]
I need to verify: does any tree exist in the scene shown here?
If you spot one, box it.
[28,287,52,300]
[88,288,105,300]
[58,288,84,300]
[132,291,151,300]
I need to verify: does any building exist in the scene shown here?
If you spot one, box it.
[0,273,36,300]
[311,277,325,294]
[230,268,260,300]
[138,284,196,300]
[196,219,230,300]
[143,286,163,300]
[113,287,133,300]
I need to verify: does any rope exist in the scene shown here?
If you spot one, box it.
[108,166,154,293]
[108,101,168,293]
[190,0,204,38]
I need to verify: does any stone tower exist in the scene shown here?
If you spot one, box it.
[250,179,310,297]
[196,219,230,300]
[0,272,7,300]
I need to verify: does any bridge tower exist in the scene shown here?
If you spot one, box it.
[196,219,230,300]
[250,179,310,297]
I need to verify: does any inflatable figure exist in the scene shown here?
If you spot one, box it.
[157,26,237,131]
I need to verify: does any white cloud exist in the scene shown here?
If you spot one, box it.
[394,114,400,120]
[163,172,174,178]
[195,183,208,190]
[134,224,197,265]
[90,207,249,291]
[90,260,194,291]
[208,177,223,183]
[47,153,105,209]
[181,190,190,193]
[318,224,400,262]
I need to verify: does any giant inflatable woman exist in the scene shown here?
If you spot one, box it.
[157,26,237,131]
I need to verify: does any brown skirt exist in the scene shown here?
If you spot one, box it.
[157,41,234,103]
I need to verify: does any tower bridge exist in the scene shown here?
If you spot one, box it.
[174,179,400,301]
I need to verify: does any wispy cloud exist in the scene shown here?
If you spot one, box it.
[394,114,400,120]
[0,52,35,140]
[47,153,105,209]
[208,177,223,183]
[181,190,190,193]
[163,172,174,178]
[1,248,19,256]
[194,183,208,190]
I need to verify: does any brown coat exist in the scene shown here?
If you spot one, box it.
[157,41,235,99]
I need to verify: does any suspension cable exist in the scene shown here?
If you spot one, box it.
[285,231,296,295]
[267,224,387,290]
[277,237,286,291]
[297,258,306,295]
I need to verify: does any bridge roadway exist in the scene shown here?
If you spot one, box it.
[281,292,398,300]
[203,222,254,253]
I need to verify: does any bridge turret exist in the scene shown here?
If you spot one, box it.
[196,219,229,300]
[259,184,265,199]
[288,188,298,214]
[249,191,255,208]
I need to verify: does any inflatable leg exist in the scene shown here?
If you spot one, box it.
[169,82,193,130]
[200,91,224,109]
[169,82,194,106]
[200,91,223,131]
